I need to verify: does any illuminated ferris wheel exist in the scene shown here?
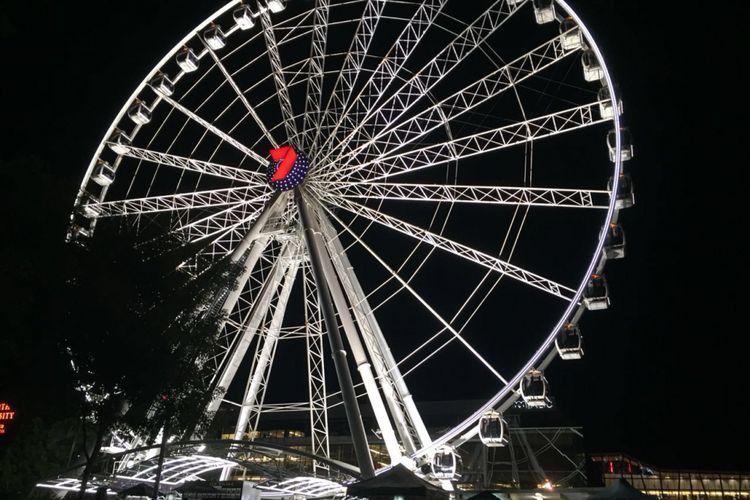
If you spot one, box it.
[69,0,634,486]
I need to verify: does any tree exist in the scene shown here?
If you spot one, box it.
[59,226,239,498]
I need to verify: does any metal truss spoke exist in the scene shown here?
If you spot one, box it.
[90,187,269,218]
[175,203,259,244]
[260,7,299,143]
[310,0,387,157]
[315,0,446,163]
[303,264,331,472]
[152,88,268,166]
[325,32,578,171]
[324,182,609,209]
[202,41,279,148]
[207,243,295,415]
[344,102,607,182]
[323,0,526,164]
[301,0,330,152]
[114,144,265,184]
[319,202,513,384]
[235,258,300,440]
[329,197,575,300]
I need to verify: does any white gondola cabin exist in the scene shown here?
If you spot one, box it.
[583,274,609,310]
[176,47,199,73]
[598,87,622,120]
[556,323,583,360]
[431,446,459,480]
[608,173,635,209]
[92,160,115,187]
[233,5,256,30]
[560,17,584,50]
[67,224,91,242]
[532,0,556,24]
[604,223,626,259]
[78,194,101,219]
[521,370,550,408]
[607,128,634,162]
[204,25,227,51]
[108,130,132,155]
[266,0,286,13]
[127,101,151,125]
[479,411,508,447]
[151,73,174,96]
[582,50,604,82]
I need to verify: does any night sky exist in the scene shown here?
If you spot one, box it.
[1,0,748,474]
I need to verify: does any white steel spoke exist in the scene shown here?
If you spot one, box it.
[320,202,512,384]
[325,33,578,171]
[114,144,265,184]
[329,197,576,300]
[310,0,387,157]
[259,7,299,143]
[343,102,607,182]
[152,88,268,166]
[315,0,446,161]
[90,187,268,218]
[301,0,330,152]
[202,42,279,148]
[322,0,526,164]
[324,182,609,209]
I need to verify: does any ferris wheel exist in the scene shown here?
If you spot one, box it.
[69,0,634,485]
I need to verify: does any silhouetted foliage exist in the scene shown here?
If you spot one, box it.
[59,225,239,497]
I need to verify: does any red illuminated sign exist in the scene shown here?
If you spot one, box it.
[0,402,16,435]
[269,146,298,182]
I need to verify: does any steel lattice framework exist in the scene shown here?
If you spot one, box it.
[67,0,633,492]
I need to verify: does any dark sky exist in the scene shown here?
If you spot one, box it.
[1,0,748,473]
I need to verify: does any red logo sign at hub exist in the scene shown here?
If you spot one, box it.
[266,145,310,191]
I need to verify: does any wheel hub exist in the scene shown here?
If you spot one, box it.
[266,145,310,192]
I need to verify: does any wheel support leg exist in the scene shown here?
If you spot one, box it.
[296,188,375,479]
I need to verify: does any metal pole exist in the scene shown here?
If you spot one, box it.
[152,425,169,500]
[296,188,375,479]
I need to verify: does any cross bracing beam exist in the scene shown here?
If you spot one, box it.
[344,102,608,182]
[323,182,610,209]
[328,197,576,300]
[112,144,265,184]
[322,0,526,164]
[324,32,579,171]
